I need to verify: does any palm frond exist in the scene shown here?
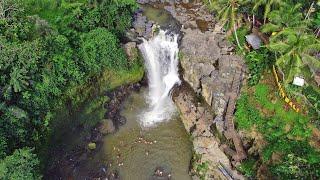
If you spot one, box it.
[261,23,280,33]
[268,42,290,53]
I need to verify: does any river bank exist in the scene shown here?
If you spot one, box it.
[44,56,144,178]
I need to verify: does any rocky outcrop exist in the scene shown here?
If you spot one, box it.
[173,83,244,180]
[179,27,244,127]
[105,83,143,129]
[175,3,247,164]
[132,9,154,39]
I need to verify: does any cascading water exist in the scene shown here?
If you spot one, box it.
[138,30,180,127]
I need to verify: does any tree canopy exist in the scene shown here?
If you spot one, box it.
[0,0,138,178]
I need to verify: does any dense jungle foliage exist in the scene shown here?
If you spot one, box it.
[0,0,138,178]
[204,0,320,178]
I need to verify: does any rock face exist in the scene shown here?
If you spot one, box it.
[144,2,245,128]
[180,28,244,127]
[172,83,243,180]
[173,2,247,164]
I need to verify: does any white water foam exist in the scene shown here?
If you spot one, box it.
[138,30,180,127]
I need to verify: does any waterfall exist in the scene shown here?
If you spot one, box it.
[138,30,180,127]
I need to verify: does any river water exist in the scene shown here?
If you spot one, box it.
[93,89,192,179]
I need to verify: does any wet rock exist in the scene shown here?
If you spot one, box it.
[164,6,176,17]
[108,170,120,180]
[132,9,155,39]
[124,29,140,43]
[133,13,147,36]
[145,21,154,37]
[99,119,115,135]
[117,115,127,126]
[105,83,142,128]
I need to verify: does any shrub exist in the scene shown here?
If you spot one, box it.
[80,28,128,75]
[0,148,41,180]
[245,48,273,86]
[237,158,256,178]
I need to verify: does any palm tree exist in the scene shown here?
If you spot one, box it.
[252,0,282,24]
[261,3,307,33]
[206,0,248,49]
[268,28,320,83]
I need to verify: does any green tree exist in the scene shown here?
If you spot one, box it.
[9,67,30,93]
[205,0,248,48]
[99,0,137,35]
[261,3,307,33]
[80,28,128,75]
[252,0,282,24]
[0,148,41,180]
[0,40,43,98]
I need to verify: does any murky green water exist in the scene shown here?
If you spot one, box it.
[94,89,192,179]
[142,5,171,25]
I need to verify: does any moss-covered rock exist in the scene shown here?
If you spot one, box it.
[87,142,96,150]
[99,119,115,135]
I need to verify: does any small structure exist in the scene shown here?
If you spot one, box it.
[293,76,305,87]
[245,33,262,50]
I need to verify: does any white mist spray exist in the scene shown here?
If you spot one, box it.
[138,30,180,127]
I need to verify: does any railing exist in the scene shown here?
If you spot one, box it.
[272,65,300,112]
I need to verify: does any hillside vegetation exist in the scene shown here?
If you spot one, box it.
[0,0,140,178]
[204,0,320,178]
